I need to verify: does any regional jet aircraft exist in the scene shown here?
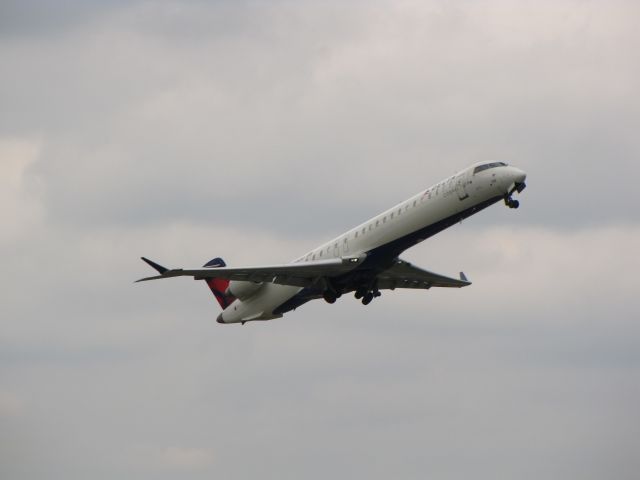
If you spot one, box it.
[137,162,526,324]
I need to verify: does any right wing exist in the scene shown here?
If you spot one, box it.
[375,259,471,290]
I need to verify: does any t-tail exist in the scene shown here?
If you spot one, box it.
[202,257,235,308]
[139,256,235,309]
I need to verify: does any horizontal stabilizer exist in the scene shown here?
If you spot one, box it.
[141,257,168,274]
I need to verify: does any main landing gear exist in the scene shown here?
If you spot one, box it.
[354,287,381,305]
[323,282,381,306]
[323,289,342,304]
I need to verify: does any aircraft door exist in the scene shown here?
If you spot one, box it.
[456,172,469,201]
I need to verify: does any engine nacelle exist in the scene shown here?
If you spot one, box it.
[226,280,264,300]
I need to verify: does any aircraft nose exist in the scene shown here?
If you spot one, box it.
[511,167,526,184]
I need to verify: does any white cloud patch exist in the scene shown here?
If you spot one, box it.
[0,137,43,244]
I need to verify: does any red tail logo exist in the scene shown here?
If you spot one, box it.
[202,257,235,309]
[206,278,235,308]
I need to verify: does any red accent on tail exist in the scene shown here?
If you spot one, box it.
[205,278,235,308]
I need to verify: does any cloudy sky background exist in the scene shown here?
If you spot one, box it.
[1,0,639,478]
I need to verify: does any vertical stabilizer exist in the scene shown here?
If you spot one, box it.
[202,257,235,308]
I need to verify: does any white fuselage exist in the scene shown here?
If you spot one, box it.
[218,163,526,323]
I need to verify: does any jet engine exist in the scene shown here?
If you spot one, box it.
[226,280,263,300]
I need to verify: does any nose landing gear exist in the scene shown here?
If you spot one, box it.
[504,195,520,209]
[505,181,525,209]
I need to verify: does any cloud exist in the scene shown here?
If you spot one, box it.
[0,391,24,418]
[1,1,639,479]
[130,444,215,471]
[3,0,638,232]
[0,137,43,244]
[159,446,215,470]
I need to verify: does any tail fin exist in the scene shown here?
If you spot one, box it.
[202,257,235,309]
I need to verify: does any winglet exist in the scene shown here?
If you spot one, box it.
[459,272,469,283]
[141,257,168,274]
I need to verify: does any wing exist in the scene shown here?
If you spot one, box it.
[136,256,365,288]
[376,259,471,290]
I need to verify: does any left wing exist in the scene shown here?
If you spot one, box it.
[375,259,471,290]
[136,256,365,288]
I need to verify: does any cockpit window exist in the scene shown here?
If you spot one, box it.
[473,162,507,174]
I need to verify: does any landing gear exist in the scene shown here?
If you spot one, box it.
[354,287,367,299]
[362,292,374,305]
[358,288,380,305]
[323,290,337,304]
[323,287,343,304]
[505,181,524,209]
[504,196,520,209]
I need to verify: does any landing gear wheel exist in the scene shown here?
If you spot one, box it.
[362,292,374,305]
[505,196,520,209]
[323,291,337,304]
[354,288,366,299]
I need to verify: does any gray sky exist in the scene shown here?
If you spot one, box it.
[1,1,639,479]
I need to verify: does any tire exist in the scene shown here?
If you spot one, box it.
[323,291,337,304]
[362,292,374,305]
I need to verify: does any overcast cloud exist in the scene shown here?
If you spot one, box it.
[1,1,639,479]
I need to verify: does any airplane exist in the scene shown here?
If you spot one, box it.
[137,161,526,324]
